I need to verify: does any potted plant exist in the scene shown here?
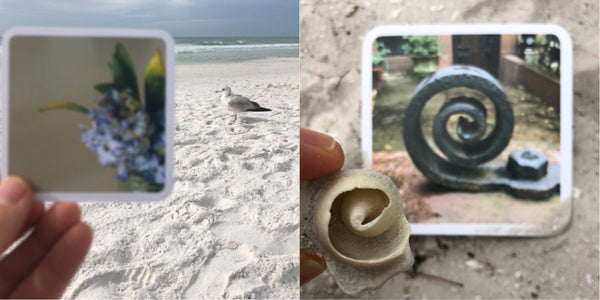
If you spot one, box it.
[522,35,543,65]
[401,35,441,75]
[372,41,391,86]
[539,34,560,75]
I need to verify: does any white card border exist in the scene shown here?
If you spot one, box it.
[361,24,573,236]
[1,27,175,202]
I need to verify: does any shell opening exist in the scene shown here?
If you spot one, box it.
[327,188,406,264]
[312,169,413,268]
[333,188,392,237]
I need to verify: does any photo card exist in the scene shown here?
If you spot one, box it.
[1,27,175,202]
[361,24,572,236]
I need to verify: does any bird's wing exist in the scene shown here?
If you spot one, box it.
[228,94,259,112]
[250,100,264,108]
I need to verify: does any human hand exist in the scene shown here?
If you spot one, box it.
[300,128,344,285]
[0,176,93,298]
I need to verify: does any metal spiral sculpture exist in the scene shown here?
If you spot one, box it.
[403,65,559,199]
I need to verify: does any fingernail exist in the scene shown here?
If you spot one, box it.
[0,177,27,205]
[300,129,337,151]
[300,252,327,285]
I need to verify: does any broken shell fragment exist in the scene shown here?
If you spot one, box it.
[301,169,414,295]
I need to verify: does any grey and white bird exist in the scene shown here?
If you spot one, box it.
[216,86,272,124]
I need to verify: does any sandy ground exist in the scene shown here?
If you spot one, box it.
[62,58,300,298]
[300,0,599,298]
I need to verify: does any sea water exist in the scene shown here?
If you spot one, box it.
[0,36,299,66]
[174,36,299,64]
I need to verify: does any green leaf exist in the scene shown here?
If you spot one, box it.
[111,43,140,101]
[402,35,441,57]
[118,171,164,192]
[94,83,117,94]
[144,49,165,118]
[40,101,89,114]
[372,41,391,67]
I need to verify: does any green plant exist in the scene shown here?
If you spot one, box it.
[401,35,441,57]
[372,41,391,71]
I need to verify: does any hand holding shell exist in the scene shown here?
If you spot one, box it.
[301,169,414,295]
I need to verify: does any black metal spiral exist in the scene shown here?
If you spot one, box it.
[403,65,515,189]
[401,65,559,199]
[432,95,490,166]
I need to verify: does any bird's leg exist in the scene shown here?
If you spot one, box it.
[229,113,237,125]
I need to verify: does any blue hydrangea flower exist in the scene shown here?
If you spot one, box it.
[79,88,165,186]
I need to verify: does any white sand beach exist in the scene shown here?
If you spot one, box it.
[63,58,300,298]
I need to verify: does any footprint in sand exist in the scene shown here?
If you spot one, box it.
[276,160,292,172]
[70,266,156,298]
[125,267,156,288]
[184,246,253,298]
[219,146,250,162]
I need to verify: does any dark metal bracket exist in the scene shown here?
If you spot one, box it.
[403,65,559,199]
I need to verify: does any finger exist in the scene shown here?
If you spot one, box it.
[0,177,33,254]
[21,201,45,236]
[0,203,84,297]
[32,203,83,249]
[9,222,93,299]
[300,128,345,180]
[300,251,326,285]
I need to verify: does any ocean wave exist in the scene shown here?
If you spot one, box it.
[175,43,299,54]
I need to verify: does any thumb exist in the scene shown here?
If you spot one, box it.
[300,128,345,180]
[0,176,33,253]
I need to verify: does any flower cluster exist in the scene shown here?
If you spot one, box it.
[79,88,165,186]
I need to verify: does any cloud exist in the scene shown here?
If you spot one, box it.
[0,0,299,36]
[170,0,192,6]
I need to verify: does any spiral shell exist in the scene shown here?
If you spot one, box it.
[301,169,413,295]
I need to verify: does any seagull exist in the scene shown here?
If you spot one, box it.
[216,86,272,124]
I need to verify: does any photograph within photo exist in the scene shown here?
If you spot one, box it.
[369,33,566,230]
[7,35,167,192]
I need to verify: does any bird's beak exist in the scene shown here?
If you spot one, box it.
[215,90,220,93]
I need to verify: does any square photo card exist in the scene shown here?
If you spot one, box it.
[361,24,572,236]
[1,27,174,202]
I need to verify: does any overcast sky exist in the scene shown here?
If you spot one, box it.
[0,0,299,37]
